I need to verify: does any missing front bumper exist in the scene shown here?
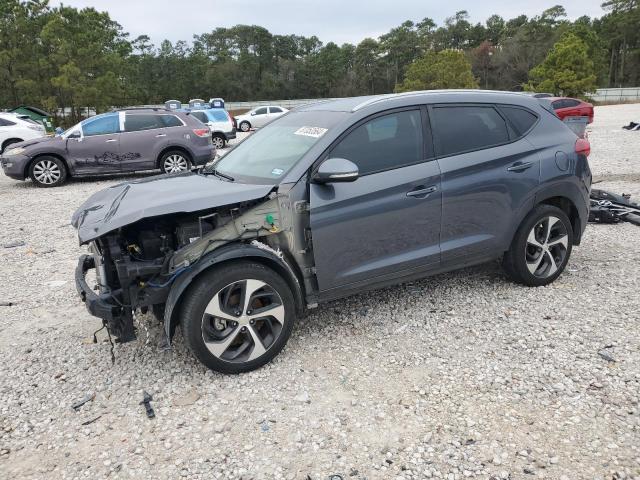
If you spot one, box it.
[75,254,136,342]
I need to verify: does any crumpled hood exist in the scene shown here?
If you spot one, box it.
[71,172,274,244]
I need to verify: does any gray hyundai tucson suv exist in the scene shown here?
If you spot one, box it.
[73,90,591,373]
[0,108,215,187]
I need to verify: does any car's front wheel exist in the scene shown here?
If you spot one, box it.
[180,261,296,373]
[503,205,573,286]
[160,150,191,174]
[29,156,68,187]
[239,121,251,132]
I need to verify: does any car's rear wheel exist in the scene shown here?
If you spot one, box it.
[180,261,295,374]
[239,121,251,132]
[160,150,190,174]
[503,205,573,286]
[29,156,67,187]
[212,134,225,149]
[1,138,22,154]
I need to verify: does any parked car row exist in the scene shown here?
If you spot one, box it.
[1,108,215,187]
[71,90,592,373]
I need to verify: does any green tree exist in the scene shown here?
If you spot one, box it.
[526,32,597,96]
[395,50,478,92]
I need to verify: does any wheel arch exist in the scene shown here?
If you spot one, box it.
[156,145,193,169]
[163,242,306,342]
[1,137,24,152]
[24,152,70,178]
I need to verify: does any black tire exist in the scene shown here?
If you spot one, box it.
[28,155,68,187]
[160,150,191,174]
[239,121,251,132]
[1,138,22,154]
[502,205,574,286]
[180,261,296,374]
[211,134,226,149]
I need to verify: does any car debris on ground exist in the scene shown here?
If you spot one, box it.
[589,188,640,226]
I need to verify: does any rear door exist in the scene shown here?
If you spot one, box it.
[430,104,540,263]
[66,113,120,174]
[119,113,167,171]
[310,108,442,292]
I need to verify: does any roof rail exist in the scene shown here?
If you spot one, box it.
[351,89,526,112]
[112,106,171,112]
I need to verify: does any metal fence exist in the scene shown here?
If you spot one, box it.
[590,87,640,102]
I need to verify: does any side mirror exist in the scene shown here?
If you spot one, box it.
[313,158,359,184]
[68,130,81,140]
[250,112,256,116]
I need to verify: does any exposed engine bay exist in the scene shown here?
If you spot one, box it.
[78,191,309,343]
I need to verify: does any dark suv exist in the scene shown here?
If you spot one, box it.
[0,108,215,187]
[73,91,591,373]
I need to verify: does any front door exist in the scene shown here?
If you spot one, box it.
[119,113,167,171]
[429,104,541,262]
[310,108,442,292]
[251,107,269,128]
[67,113,120,174]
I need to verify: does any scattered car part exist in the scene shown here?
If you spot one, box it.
[71,393,95,411]
[589,189,640,226]
[140,391,155,419]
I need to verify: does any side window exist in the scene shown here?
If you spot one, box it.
[270,107,283,113]
[330,110,423,176]
[499,106,538,137]
[124,114,162,132]
[159,115,183,127]
[82,114,119,136]
[564,99,580,108]
[254,107,268,115]
[431,106,509,157]
[552,100,564,109]
[190,112,209,124]
[0,118,16,127]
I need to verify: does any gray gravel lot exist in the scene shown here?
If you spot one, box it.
[1,107,639,480]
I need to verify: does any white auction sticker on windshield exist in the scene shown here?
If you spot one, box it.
[294,126,328,138]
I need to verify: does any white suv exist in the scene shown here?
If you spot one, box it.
[235,106,289,132]
[0,113,46,153]
[190,109,236,149]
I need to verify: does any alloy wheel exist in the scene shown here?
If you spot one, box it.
[240,122,250,132]
[163,154,188,173]
[33,159,61,185]
[525,215,569,278]
[212,136,225,149]
[201,279,286,363]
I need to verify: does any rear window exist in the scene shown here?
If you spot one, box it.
[191,111,208,123]
[159,115,183,127]
[431,105,510,157]
[206,110,229,122]
[499,106,538,136]
[124,114,162,132]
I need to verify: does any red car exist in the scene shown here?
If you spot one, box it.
[548,97,594,123]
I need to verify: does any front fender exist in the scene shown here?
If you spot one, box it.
[163,242,305,341]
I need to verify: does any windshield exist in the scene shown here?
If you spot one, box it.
[214,110,346,184]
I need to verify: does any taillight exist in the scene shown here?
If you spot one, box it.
[193,128,210,138]
[575,138,590,157]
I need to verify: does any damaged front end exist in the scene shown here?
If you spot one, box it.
[73,173,299,344]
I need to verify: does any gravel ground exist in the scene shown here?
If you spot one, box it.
[1,107,639,480]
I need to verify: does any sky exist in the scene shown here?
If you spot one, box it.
[50,0,606,46]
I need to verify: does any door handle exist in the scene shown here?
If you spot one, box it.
[507,161,533,172]
[105,139,117,143]
[155,133,166,137]
[406,185,437,198]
